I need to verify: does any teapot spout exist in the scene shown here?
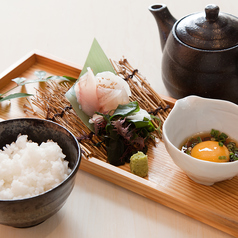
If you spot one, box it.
[149,4,176,51]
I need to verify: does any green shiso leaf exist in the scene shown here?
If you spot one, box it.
[132,120,155,131]
[65,38,115,131]
[110,101,140,120]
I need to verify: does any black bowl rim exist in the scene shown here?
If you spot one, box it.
[0,118,81,202]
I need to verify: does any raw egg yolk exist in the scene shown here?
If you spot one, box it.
[191,141,230,162]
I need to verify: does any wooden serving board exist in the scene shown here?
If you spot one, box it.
[1,51,238,237]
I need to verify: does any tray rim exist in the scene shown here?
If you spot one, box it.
[1,51,237,237]
[0,50,82,89]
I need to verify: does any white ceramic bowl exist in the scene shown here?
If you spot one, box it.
[163,96,238,186]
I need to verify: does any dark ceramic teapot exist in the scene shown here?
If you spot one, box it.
[149,4,238,104]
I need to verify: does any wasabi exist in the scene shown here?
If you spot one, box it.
[130,151,148,177]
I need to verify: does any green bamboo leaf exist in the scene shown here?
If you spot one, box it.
[0,93,33,102]
[65,38,115,131]
[79,38,115,76]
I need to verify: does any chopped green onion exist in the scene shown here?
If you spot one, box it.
[218,156,227,160]
[218,141,224,147]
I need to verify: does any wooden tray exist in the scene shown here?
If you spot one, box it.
[1,51,238,237]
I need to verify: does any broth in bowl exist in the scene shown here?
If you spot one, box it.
[180,129,238,163]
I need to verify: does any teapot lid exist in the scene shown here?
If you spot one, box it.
[176,4,238,50]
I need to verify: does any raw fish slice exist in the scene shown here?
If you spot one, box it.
[97,87,129,113]
[74,74,87,106]
[96,71,131,112]
[75,67,100,116]
[96,72,131,97]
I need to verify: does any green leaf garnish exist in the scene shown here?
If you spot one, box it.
[110,101,140,120]
[1,70,71,102]
[133,120,155,131]
[79,38,115,77]
[0,93,33,102]
[34,70,46,80]
[12,77,27,85]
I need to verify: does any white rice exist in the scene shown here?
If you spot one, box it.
[0,134,71,200]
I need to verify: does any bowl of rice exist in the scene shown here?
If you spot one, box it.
[0,118,81,228]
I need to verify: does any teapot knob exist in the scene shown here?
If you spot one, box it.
[205,4,219,22]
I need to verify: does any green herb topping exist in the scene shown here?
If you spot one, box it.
[210,129,228,146]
